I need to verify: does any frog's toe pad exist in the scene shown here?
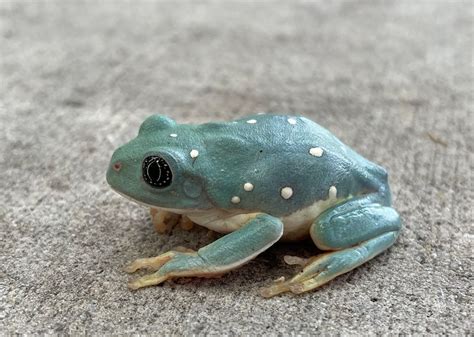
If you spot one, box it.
[150,209,181,234]
[172,246,196,253]
[128,273,169,290]
[283,255,310,266]
[259,280,291,298]
[123,252,174,273]
[180,216,195,231]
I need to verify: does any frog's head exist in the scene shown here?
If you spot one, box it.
[106,115,212,210]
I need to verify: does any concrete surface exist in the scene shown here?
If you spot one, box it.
[1,1,472,335]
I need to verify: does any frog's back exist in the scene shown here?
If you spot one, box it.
[191,114,388,218]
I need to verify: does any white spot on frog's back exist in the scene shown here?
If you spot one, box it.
[169,133,177,138]
[309,147,324,157]
[246,119,257,124]
[287,118,297,125]
[329,185,337,199]
[243,182,254,191]
[190,149,199,158]
[280,187,293,199]
[231,196,241,204]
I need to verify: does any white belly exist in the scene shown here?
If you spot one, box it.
[116,187,342,241]
[280,196,341,240]
[186,196,342,241]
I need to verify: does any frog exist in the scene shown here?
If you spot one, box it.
[106,114,401,297]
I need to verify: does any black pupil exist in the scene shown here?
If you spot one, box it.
[142,156,172,188]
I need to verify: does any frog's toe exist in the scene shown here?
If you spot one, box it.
[289,231,399,296]
[172,246,196,253]
[260,275,313,298]
[150,208,180,234]
[260,231,399,297]
[123,251,175,273]
[283,255,310,266]
[259,281,291,298]
[127,249,227,290]
[259,256,310,297]
[179,216,195,231]
[128,273,169,290]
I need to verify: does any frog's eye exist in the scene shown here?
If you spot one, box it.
[142,156,172,188]
[139,115,176,135]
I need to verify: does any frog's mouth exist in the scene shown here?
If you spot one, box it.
[108,186,200,215]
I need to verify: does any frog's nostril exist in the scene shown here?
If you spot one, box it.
[112,162,122,172]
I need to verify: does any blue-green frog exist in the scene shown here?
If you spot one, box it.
[106,114,401,297]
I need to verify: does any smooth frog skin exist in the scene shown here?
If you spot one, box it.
[106,114,401,297]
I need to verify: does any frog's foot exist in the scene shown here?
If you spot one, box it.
[283,255,310,267]
[260,232,398,297]
[124,251,178,274]
[124,246,196,273]
[179,215,194,231]
[261,194,402,298]
[127,214,283,290]
[150,208,180,234]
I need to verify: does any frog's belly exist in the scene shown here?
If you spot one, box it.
[280,196,341,241]
[186,197,341,242]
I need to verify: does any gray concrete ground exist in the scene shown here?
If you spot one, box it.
[1,1,472,335]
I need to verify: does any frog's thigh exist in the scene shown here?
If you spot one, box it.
[311,201,401,250]
[127,214,283,290]
[261,196,401,297]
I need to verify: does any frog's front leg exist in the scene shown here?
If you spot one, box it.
[150,208,180,234]
[261,194,401,297]
[126,214,283,290]
[150,208,195,233]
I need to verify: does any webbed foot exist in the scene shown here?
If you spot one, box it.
[126,250,200,290]
[124,246,197,274]
[260,232,398,297]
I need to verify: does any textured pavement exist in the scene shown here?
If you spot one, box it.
[1,2,472,335]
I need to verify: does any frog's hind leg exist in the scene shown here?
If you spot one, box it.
[261,194,401,297]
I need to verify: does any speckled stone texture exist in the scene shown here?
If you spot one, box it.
[1,1,472,335]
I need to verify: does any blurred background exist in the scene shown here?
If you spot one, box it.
[1,1,472,334]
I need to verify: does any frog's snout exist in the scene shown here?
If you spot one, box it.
[106,158,123,188]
